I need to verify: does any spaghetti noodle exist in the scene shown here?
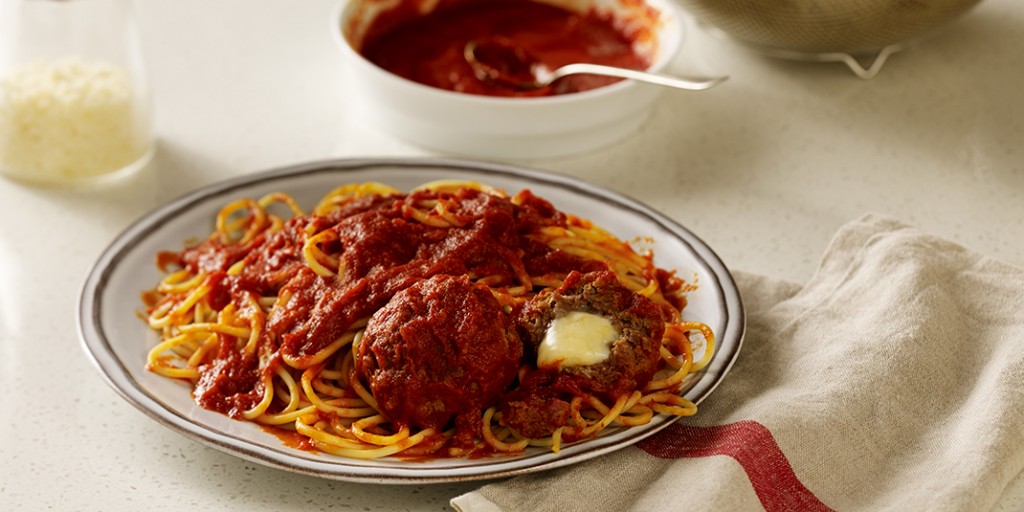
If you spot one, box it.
[143,181,714,459]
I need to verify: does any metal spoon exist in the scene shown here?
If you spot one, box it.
[464,39,728,92]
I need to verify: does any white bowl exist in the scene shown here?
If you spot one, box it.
[331,0,683,160]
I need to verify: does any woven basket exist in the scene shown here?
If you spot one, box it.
[677,0,983,55]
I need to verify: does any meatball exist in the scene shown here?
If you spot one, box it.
[501,271,666,438]
[355,274,522,444]
[517,270,666,397]
[501,393,571,439]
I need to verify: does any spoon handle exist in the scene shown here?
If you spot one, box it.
[548,63,728,91]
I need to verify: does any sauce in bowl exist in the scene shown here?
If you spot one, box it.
[358,0,652,97]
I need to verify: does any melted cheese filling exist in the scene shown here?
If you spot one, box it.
[537,311,620,368]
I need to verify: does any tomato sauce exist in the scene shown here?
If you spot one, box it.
[357,0,652,97]
[179,188,601,420]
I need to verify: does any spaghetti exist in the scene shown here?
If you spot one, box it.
[143,181,714,459]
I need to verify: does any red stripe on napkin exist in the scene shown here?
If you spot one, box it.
[637,421,833,512]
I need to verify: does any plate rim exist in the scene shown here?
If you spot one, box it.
[76,157,745,484]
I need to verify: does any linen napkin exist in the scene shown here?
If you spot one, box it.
[452,214,1024,512]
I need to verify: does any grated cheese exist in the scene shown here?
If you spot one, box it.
[0,57,150,184]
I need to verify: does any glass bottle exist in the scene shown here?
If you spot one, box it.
[0,0,154,187]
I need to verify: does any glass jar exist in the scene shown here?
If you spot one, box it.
[0,0,154,187]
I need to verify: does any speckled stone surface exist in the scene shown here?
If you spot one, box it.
[1,0,1021,510]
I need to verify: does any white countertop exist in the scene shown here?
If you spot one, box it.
[1,0,1021,510]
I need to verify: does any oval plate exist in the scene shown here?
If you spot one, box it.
[77,158,745,484]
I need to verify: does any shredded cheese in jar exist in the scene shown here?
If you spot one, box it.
[0,57,150,184]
